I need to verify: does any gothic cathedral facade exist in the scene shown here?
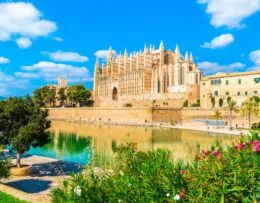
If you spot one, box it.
[93,42,202,105]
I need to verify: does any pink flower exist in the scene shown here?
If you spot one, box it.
[236,143,245,151]
[213,150,221,157]
[203,150,211,157]
[253,141,260,153]
[180,169,185,175]
[179,193,185,199]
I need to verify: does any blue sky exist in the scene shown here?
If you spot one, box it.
[0,0,260,97]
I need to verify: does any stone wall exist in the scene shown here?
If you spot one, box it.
[48,108,153,124]
[152,108,182,123]
[48,107,260,129]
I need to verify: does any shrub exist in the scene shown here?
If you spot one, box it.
[51,143,186,203]
[251,122,260,130]
[0,147,11,179]
[186,136,260,202]
[183,100,188,107]
[51,135,260,203]
[196,99,200,107]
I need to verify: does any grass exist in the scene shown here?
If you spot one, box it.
[0,191,29,203]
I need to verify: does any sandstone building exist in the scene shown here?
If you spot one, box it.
[200,70,260,108]
[93,42,202,106]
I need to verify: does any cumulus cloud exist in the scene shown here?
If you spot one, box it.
[201,34,234,49]
[197,0,260,28]
[198,61,246,75]
[21,61,93,82]
[15,72,39,79]
[0,31,10,41]
[16,38,32,49]
[249,50,260,65]
[0,57,10,64]
[0,2,57,46]
[42,50,88,62]
[94,49,117,60]
[0,71,29,96]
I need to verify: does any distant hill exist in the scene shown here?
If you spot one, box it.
[0,96,6,101]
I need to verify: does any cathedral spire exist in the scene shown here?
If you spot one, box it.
[149,44,153,53]
[159,40,164,51]
[175,44,180,61]
[190,52,193,62]
[185,51,189,61]
[124,49,128,57]
[175,44,180,54]
[144,44,148,52]
[108,46,114,60]
[95,57,100,70]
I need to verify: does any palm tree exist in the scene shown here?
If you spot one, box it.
[226,100,239,130]
[214,109,223,129]
[241,97,260,129]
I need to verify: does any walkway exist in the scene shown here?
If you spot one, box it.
[0,154,84,203]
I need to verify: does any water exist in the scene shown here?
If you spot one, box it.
[27,121,237,165]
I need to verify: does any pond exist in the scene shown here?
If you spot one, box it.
[27,121,237,165]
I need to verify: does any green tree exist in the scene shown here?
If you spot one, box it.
[67,85,91,107]
[183,100,188,107]
[47,86,56,107]
[241,97,260,129]
[227,96,232,104]
[33,86,56,107]
[214,109,223,129]
[219,98,223,107]
[33,88,45,107]
[0,96,51,168]
[211,97,216,108]
[226,100,239,130]
[58,87,67,106]
[251,95,260,104]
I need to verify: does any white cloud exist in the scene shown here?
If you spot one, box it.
[53,37,63,42]
[249,50,260,65]
[198,61,246,75]
[16,38,32,49]
[0,31,10,41]
[0,2,57,45]
[94,50,117,60]
[0,71,29,96]
[21,61,92,82]
[0,71,14,82]
[198,0,208,3]
[15,72,39,79]
[197,0,260,28]
[0,57,10,64]
[201,34,234,49]
[42,50,88,62]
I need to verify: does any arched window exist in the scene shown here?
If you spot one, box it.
[164,54,173,65]
[112,87,118,100]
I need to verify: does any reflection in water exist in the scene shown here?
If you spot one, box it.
[27,121,237,164]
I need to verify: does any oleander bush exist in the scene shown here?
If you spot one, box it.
[51,133,260,203]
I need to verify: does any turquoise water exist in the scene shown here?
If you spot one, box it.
[26,121,237,165]
[27,132,92,164]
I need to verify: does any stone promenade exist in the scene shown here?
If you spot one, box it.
[0,154,84,203]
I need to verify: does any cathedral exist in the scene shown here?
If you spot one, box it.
[93,42,202,106]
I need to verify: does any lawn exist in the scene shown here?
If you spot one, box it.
[0,191,29,203]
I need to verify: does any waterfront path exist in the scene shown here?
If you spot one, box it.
[0,153,84,203]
